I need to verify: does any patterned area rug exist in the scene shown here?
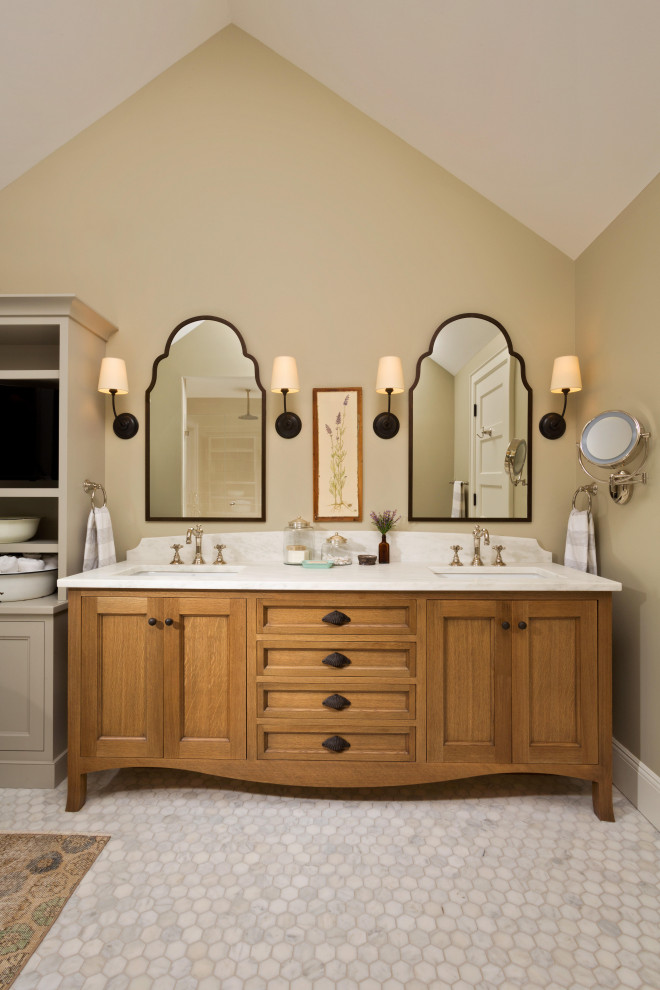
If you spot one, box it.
[0,832,109,989]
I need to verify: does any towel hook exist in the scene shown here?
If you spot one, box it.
[83,479,107,509]
[572,484,597,512]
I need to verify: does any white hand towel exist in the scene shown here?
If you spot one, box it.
[564,508,598,574]
[83,505,116,571]
[42,554,58,569]
[451,481,465,519]
[17,557,45,571]
[0,555,19,573]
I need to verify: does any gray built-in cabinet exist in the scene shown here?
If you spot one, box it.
[0,296,116,787]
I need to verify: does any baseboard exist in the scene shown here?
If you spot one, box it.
[613,738,660,831]
[0,750,67,789]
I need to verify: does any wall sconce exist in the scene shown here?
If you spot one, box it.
[271,356,302,438]
[538,355,582,440]
[373,356,404,438]
[98,357,139,439]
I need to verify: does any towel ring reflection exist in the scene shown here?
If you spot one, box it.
[83,480,107,509]
[572,484,597,512]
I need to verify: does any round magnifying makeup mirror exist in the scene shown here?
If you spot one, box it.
[505,438,527,486]
[578,410,650,504]
[580,410,642,466]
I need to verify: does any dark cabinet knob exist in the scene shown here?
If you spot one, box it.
[322,652,352,669]
[148,617,157,626]
[322,610,351,626]
[322,735,351,753]
[518,621,527,630]
[164,618,173,626]
[501,621,510,630]
[322,694,351,711]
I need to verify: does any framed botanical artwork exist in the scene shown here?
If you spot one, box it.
[313,387,363,522]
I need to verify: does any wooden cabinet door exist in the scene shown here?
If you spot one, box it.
[427,600,512,763]
[81,596,163,758]
[511,600,598,764]
[163,597,246,760]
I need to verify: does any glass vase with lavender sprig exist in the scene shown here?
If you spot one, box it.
[369,509,401,564]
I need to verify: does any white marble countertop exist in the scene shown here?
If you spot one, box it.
[59,559,621,593]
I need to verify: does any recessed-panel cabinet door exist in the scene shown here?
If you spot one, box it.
[427,600,512,763]
[0,621,45,752]
[163,597,246,760]
[511,601,598,764]
[81,597,163,758]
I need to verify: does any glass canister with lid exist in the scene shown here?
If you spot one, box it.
[320,532,352,565]
[283,515,315,564]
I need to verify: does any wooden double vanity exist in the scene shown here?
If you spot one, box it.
[63,552,617,821]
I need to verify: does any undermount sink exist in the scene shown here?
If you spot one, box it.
[118,566,243,579]
[429,566,550,579]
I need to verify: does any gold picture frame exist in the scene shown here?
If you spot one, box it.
[313,387,363,522]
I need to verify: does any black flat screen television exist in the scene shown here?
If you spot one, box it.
[0,380,59,484]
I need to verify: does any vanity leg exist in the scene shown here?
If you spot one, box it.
[592,777,614,822]
[66,770,87,812]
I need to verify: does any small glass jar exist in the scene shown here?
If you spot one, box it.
[283,515,314,564]
[321,532,352,565]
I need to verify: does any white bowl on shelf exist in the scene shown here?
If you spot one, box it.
[0,567,57,602]
[0,517,40,543]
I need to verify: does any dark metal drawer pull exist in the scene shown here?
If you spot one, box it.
[322,652,352,669]
[322,610,351,626]
[501,621,510,630]
[148,617,157,626]
[164,618,173,626]
[518,621,527,630]
[322,735,351,753]
[322,694,351,711]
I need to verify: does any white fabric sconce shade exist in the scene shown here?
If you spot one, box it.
[375,356,405,394]
[539,355,582,440]
[98,357,138,439]
[374,356,404,438]
[270,356,301,438]
[98,357,129,395]
[550,355,582,394]
[270,356,300,394]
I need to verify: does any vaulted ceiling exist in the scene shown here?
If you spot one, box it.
[2,0,660,258]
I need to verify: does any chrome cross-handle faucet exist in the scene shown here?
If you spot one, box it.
[471,525,490,566]
[186,524,205,565]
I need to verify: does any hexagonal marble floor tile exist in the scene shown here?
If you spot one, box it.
[1,769,659,989]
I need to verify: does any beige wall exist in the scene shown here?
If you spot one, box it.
[576,173,660,778]
[411,359,455,516]
[0,26,575,563]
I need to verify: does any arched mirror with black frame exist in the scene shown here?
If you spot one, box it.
[408,313,532,522]
[146,315,266,521]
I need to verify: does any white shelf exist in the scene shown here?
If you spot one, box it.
[0,593,67,615]
[0,370,60,379]
[0,539,58,553]
[0,488,59,498]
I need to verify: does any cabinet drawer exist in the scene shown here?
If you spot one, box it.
[258,641,415,677]
[257,598,416,636]
[258,681,415,719]
[258,724,415,761]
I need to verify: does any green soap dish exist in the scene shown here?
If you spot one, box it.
[301,560,334,569]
